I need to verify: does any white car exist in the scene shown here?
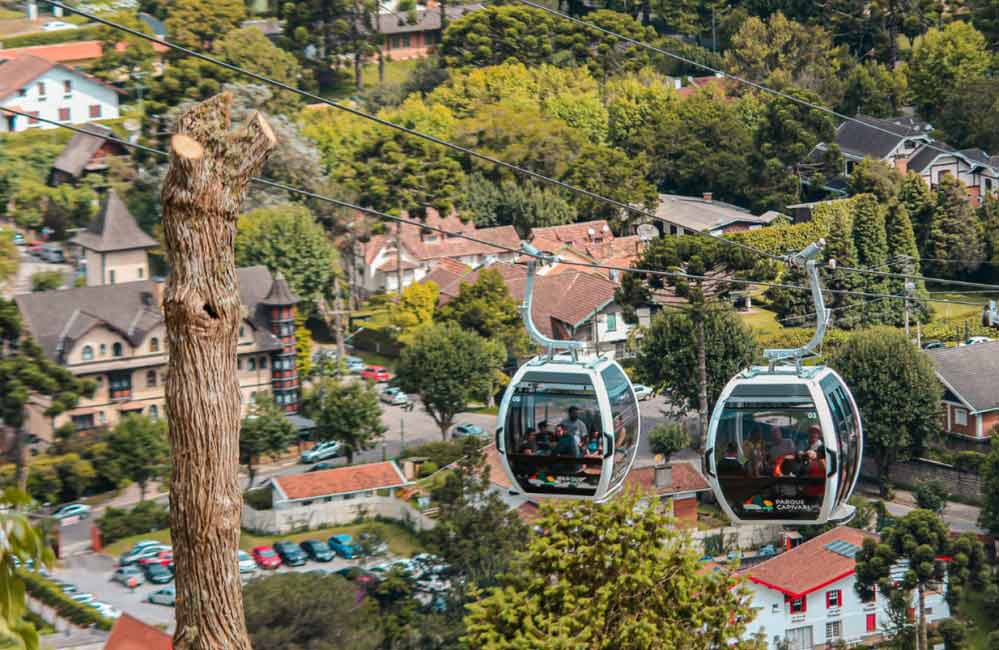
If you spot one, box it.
[70,593,96,604]
[964,336,995,346]
[51,503,91,520]
[42,21,78,31]
[300,440,340,463]
[88,602,121,619]
[238,550,257,574]
[380,387,410,406]
[633,384,654,401]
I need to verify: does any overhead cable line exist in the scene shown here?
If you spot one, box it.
[4,107,988,315]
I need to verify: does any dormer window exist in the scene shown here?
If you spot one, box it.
[150,337,160,353]
[17,88,26,97]
[82,345,94,361]
[112,342,123,357]
[36,82,46,98]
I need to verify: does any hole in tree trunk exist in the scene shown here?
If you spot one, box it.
[203,303,219,320]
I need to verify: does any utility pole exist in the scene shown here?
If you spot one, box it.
[395,220,403,296]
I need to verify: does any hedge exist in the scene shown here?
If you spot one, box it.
[0,26,102,49]
[97,501,170,545]
[19,570,113,630]
[726,199,854,257]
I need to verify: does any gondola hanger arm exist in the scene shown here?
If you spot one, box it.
[763,240,829,371]
[520,243,585,360]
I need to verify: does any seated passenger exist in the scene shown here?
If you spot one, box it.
[801,450,827,498]
[805,426,824,454]
[536,422,553,452]
[520,429,537,454]
[585,429,602,455]
[560,406,589,446]
[769,427,797,459]
[717,443,744,476]
[553,425,580,458]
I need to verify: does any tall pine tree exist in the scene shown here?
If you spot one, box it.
[852,194,891,325]
[824,211,864,329]
[924,176,985,277]
[898,173,937,257]
[885,201,930,325]
[980,195,999,282]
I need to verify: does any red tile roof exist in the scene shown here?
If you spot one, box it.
[531,220,613,246]
[745,527,877,598]
[483,444,512,489]
[105,614,172,650]
[0,40,168,64]
[625,461,711,496]
[435,257,471,275]
[273,461,407,500]
[676,76,734,98]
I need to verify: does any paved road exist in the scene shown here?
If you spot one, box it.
[1,250,73,298]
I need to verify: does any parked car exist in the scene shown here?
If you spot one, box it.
[334,567,380,588]
[88,602,122,619]
[138,550,174,567]
[328,534,357,559]
[633,384,654,401]
[922,340,946,350]
[252,545,281,570]
[26,242,46,256]
[300,440,341,464]
[42,21,79,31]
[39,244,65,263]
[380,387,410,406]
[147,586,176,607]
[12,233,25,246]
[360,365,392,383]
[450,423,485,438]
[346,357,366,373]
[306,461,338,473]
[70,593,96,604]
[238,550,257,574]
[51,503,90,520]
[965,336,995,346]
[111,566,144,588]
[119,544,171,566]
[273,540,307,567]
[142,562,173,584]
[300,539,334,562]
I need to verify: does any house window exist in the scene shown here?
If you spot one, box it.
[259,357,267,369]
[150,337,159,353]
[97,411,106,424]
[826,590,842,608]
[249,358,257,371]
[72,414,95,430]
[239,326,245,338]
[58,107,70,122]
[785,626,813,650]
[826,621,842,640]
[108,371,131,398]
[789,596,807,614]
[99,343,107,356]
[27,111,39,125]
[89,104,101,119]
[109,269,116,285]
[954,407,968,426]
[138,267,144,279]
[112,342,123,357]
[237,357,243,370]
[860,585,876,604]
[63,80,72,95]
[81,345,94,361]
[36,82,46,97]
[146,369,157,388]
[866,613,877,632]
[149,404,159,420]
[606,312,617,332]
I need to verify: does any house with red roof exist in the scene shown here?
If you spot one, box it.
[743,527,951,649]
[0,54,122,133]
[269,461,408,509]
[624,461,711,527]
[105,613,172,650]
[528,219,647,282]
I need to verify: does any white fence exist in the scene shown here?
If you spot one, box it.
[242,497,436,535]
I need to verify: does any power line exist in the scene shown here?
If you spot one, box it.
[41,0,999,295]
[35,0,781,264]
[3,106,987,313]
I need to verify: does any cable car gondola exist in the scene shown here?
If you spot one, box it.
[704,241,863,525]
[495,245,641,501]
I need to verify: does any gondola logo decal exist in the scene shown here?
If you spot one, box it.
[742,495,774,512]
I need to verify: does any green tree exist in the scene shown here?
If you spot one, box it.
[898,172,937,255]
[389,281,439,346]
[0,489,54,650]
[839,61,908,118]
[824,210,864,328]
[240,395,297,488]
[979,436,999,535]
[983,195,999,280]
[909,22,991,119]
[938,78,999,154]
[29,271,62,293]
[0,230,17,282]
[462,174,575,235]
[851,194,891,324]
[305,380,386,463]
[912,480,948,513]
[463,491,766,650]
[105,415,169,501]
[244,572,383,650]
[396,323,503,437]
[164,0,246,49]
[848,159,904,202]
[235,204,337,311]
[605,70,679,158]
[970,0,999,49]
[215,28,303,114]
[437,268,530,359]
[855,510,979,650]
[89,12,157,98]
[564,144,657,229]
[924,176,985,277]
[885,201,930,325]
[828,328,941,494]
[647,423,690,461]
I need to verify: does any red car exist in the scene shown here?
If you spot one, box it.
[252,545,281,570]
[138,550,174,567]
[360,365,391,383]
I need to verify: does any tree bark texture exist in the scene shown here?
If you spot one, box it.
[161,93,276,650]
[917,584,927,650]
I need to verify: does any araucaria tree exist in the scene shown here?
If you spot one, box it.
[463,491,765,649]
[851,194,891,325]
[829,328,941,494]
[396,323,504,438]
[979,436,999,535]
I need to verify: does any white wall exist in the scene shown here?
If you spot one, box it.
[0,68,119,133]
[745,572,951,649]
[243,496,435,534]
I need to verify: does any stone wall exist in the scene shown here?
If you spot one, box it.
[861,457,984,504]
[690,523,784,554]
[243,496,436,535]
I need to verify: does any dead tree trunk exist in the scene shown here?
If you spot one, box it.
[161,93,276,650]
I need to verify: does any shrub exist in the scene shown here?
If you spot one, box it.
[0,25,102,48]
[647,423,690,460]
[96,500,170,545]
[913,480,949,513]
[19,570,112,630]
[244,487,273,511]
[419,461,439,478]
[987,630,999,650]
[953,451,985,474]
[30,270,63,292]
[985,583,999,619]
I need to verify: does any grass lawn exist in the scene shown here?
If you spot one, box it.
[927,292,997,323]
[357,350,397,370]
[361,59,419,88]
[101,521,425,558]
[739,308,782,336]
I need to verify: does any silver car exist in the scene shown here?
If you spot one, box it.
[111,565,144,587]
[147,585,176,607]
[633,384,654,401]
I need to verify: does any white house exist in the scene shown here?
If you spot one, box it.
[743,527,950,650]
[269,461,408,510]
[0,54,121,133]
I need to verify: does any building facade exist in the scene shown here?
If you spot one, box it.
[0,54,121,133]
[928,342,999,441]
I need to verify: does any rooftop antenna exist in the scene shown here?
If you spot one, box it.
[520,243,584,362]
[763,240,827,374]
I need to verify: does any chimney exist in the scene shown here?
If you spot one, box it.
[151,277,165,308]
[654,462,672,490]
[894,158,908,176]
[702,192,713,202]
